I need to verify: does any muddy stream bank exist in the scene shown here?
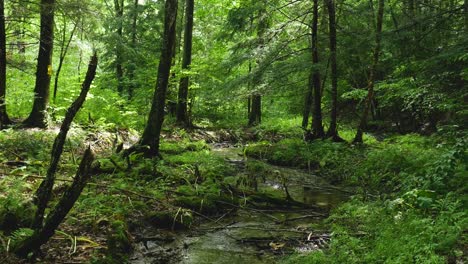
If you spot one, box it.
[129,144,350,264]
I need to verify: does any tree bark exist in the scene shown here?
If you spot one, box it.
[15,147,95,258]
[23,0,55,128]
[325,0,341,141]
[114,0,124,95]
[127,0,139,99]
[139,0,178,157]
[248,94,261,126]
[0,0,10,129]
[176,0,194,126]
[465,0,468,30]
[32,53,98,230]
[302,73,313,129]
[354,0,385,143]
[311,0,325,138]
[248,2,267,127]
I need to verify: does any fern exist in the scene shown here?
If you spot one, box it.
[8,228,35,249]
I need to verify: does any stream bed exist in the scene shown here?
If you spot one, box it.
[130,144,350,264]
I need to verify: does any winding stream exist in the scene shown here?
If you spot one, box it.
[130,144,350,264]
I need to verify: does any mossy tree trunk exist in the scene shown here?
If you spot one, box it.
[23,0,55,128]
[354,0,385,143]
[176,0,194,127]
[0,0,10,129]
[139,0,178,157]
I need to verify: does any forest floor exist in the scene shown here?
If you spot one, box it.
[0,121,466,263]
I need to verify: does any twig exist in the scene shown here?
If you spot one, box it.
[276,214,325,224]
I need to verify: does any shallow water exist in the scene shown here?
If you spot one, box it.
[131,145,349,264]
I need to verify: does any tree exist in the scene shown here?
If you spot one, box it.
[23,0,56,128]
[32,53,98,230]
[303,0,325,139]
[127,0,139,99]
[53,15,78,103]
[176,0,194,126]
[114,0,125,95]
[0,0,10,129]
[248,0,268,127]
[325,0,342,141]
[354,0,385,143]
[138,0,178,157]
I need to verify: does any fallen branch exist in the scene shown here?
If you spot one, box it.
[276,214,325,224]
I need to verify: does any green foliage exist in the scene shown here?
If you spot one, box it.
[7,228,35,251]
[0,178,36,233]
[287,196,465,264]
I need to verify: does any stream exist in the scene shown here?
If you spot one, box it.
[130,144,350,264]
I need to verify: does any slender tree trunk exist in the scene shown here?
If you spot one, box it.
[465,0,468,30]
[247,61,252,117]
[248,2,267,127]
[127,0,139,99]
[0,0,10,129]
[23,0,55,128]
[114,0,124,95]
[176,0,194,126]
[139,0,178,157]
[302,73,313,129]
[15,147,94,258]
[325,0,341,141]
[32,53,98,230]
[53,20,77,103]
[354,0,385,143]
[77,18,83,83]
[311,0,325,138]
[249,94,261,126]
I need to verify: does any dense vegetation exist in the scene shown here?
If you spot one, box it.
[0,0,466,263]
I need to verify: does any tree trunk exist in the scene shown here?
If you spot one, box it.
[311,0,325,138]
[53,19,77,103]
[248,2,267,127]
[248,94,261,126]
[23,0,55,128]
[128,0,139,99]
[139,0,178,157]
[465,0,468,30]
[325,0,341,141]
[0,0,10,129]
[114,0,124,95]
[15,147,95,258]
[32,53,98,230]
[176,0,194,126]
[302,73,313,129]
[354,0,385,143]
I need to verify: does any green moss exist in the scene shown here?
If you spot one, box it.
[105,220,132,263]
[144,210,192,230]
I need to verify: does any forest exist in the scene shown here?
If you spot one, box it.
[0,0,466,263]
